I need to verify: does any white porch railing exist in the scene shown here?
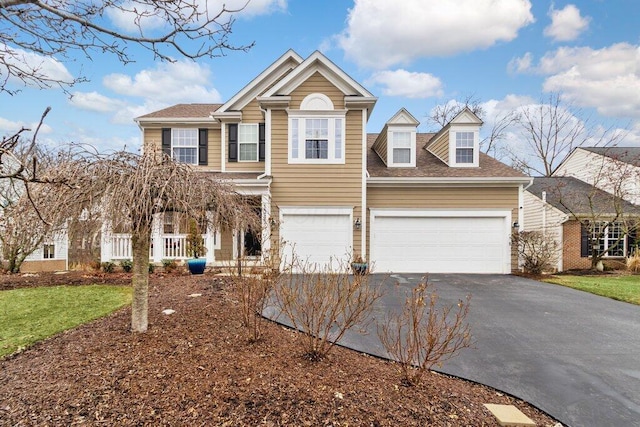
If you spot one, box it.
[108,233,208,261]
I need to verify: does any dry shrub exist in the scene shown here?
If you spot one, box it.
[274,257,384,361]
[512,230,560,274]
[627,253,640,273]
[378,278,472,386]
[230,252,281,342]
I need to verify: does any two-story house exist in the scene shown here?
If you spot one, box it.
[102,50,531,274]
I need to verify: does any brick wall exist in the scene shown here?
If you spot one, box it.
[563,220,591,270]
[563,220,628,271]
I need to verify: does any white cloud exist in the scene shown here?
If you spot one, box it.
[366,70,443,98]
[512,43,640,118]
[507,52,533,73]
[0,116,53,135]
[544,4,590,42]
[1,44,73,88]
[337,0,534,69]
[103,60,221,104]
[107,0,286,33]
[69,91,127,113]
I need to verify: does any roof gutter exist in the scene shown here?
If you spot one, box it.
[367,176,533,187]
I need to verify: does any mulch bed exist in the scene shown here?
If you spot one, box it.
[0,271,558,426]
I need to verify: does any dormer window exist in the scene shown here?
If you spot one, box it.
[387,126,416,167]
[455,132,474,164]
[392,131,412,164]
[449,127,479,167]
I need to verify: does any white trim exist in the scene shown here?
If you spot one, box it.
[301,93,334,110]
[367,176,533,186]
[218,50,303,113]
[279,207,353,216]
[361,109,367,258]
[221,123,226,172]
[261,194,271,261]
[265,109,272,176]
[518,184,524,232]
[369,208,512,274]
[263,51,375,98]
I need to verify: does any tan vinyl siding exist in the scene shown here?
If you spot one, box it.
[371,126,388,165]
[289,72,345,110]
[523,191,565,271]
[214,227,234,261]
[142,125,222,171]
[428,132,449,164]
[270,108,363,253]
[225,99,266,172]
[366,186,519,269]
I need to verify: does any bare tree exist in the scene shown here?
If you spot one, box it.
[427,94,519,156]
[507,93,625,176]
[0,0,252,94]
[79,151,257,332]
[541,172,639,270]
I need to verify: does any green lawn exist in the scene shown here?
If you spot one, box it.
[0,285,132,358]
[543,275,640,305]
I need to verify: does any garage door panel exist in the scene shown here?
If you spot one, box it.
[371,215,508,274]
[280,212,352,272]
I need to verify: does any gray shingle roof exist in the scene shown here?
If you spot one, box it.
[581,147,640,167]
[367,133,527,178]
[527,176,640,215]
[137,104,222,119]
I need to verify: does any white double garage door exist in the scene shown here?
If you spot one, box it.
[280,207,512,274]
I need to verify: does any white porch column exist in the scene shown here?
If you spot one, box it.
[100,222,112,262]
[151,213,163,263]
[205,211,216,264]
[261,193,272,262]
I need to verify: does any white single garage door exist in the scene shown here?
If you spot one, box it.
[280,208,353,272]
[370,210,511,274]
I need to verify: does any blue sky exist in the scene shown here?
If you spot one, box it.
[1,0,639,159]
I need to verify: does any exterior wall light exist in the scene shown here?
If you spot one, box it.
[354,218,361,230]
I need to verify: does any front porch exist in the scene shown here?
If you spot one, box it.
[100,176,272,266]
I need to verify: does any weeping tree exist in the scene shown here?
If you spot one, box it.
[85,151,257,332]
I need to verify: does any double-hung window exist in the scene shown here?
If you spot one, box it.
[592,222,626,257]
[43,244,55,259]
[289,116,344,164]
[172,128,198,164]
[392,132,412,164]
[238,124,259,162]
[455,132,474,164]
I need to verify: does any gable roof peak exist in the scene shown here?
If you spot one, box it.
[387,108,420,126]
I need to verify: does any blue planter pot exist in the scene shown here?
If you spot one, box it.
[351,262,368,275]
[187,258,206,275]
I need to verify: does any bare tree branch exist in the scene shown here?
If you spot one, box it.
[0,0,254,93]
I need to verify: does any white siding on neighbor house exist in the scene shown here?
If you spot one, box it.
[24,231,69,263]
[522,191,566,271]
[554,148,640,205]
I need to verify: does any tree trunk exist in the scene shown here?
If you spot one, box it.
[131,231,151,332]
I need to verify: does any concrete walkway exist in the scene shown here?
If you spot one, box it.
[267,273,640,427]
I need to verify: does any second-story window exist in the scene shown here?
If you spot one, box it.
[455,132,474,164]
[172,128,198,164]
[289,116,344,164]
[392,131,412,164]
[239,124,259,162]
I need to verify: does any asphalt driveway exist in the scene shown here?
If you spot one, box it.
[330,273,640,427]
